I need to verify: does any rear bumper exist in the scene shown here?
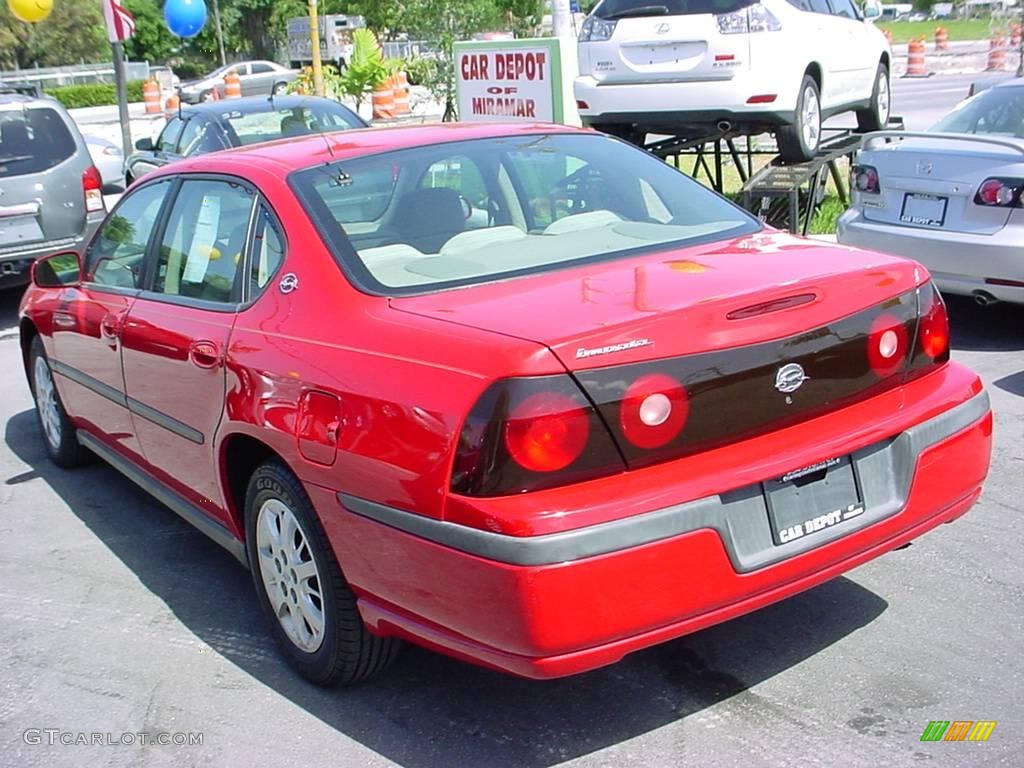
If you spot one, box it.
[0,215,101,282]
[316,365,991,679]
[837,208,1024,304]
[574,73,798,131]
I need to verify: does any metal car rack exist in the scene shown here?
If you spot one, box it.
[637,117,905,235]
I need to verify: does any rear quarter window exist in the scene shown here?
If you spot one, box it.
[0,107,77,178]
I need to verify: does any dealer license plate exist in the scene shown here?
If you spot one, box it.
[900,193,947,228]
[764,456,865,546]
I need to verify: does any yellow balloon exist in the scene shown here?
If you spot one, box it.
[7,0,53,23]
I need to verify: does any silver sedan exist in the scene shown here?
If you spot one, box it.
[838,80,1024,306]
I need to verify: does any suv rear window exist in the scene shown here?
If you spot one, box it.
[595,0,755,18]
[0,108,77,178]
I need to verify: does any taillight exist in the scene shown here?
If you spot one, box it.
[852,164,880,194]
[867,314,910,377]
[452,375,624,496]
[717,4,781,34]
[619,373,689,449]
[907,282,951,379]
[82,165,104,213]
[974,177,1023,207]
[579,16,617,42]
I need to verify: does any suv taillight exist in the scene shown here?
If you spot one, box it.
[82,165,104,213]
[974,177,1023,208]
[452,375,624,496]
[579,16,618,42]
[717,3,781,34]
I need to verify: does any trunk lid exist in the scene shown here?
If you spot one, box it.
[581,4,751,85]
[857,133,1024,236]
[391,231,923,372]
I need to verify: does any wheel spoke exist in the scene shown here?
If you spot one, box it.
[293,560,318,584]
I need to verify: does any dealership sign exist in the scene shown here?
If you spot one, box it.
[454,38,578,125]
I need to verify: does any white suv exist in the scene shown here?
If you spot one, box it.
[575,0,891,161]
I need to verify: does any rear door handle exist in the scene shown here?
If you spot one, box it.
[189,340,221,369]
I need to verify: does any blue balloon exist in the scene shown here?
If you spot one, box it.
[164,0,208,39]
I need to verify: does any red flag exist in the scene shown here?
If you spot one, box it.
[102,0,136,43]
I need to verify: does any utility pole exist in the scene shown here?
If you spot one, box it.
[1017,1,1023,78]
[110,40,132,157]
[308,0,325,97]
[552,0,572,39]
[212,0,227,67]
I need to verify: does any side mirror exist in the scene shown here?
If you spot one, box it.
[862,0,881,19]
[135,137,154,151]
[32,251,82,288]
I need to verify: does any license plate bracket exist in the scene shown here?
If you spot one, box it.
[900,193,948,228]
[764,455,865,546]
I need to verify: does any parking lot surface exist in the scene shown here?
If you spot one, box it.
[0,286,1021,767]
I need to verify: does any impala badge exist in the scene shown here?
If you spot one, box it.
[775,363,808,393]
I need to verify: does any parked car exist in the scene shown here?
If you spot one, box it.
[574,0,892,161]
[179,61,296,104]
[20,123,991,686]
[84,135,126,192]
[837,79,1024,305]
[124,95,366,184]
[0,89,105,288]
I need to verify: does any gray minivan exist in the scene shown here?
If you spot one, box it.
[0,89,106,287]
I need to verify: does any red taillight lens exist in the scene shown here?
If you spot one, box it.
[852,164,880,194]
[504,392,590,472]
[619,373,689,449]
[452,375,624,496]
[82,165,104,213]
[975,177,1023,207]
[867,313,909,377]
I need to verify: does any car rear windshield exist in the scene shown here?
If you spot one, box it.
[0,107,77,178]
[594,0,755,18]
[291,132,760,295]
[219,105,363,145]
[930,86,1024,138]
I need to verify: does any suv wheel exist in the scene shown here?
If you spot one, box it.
[28,336,89,467]
[856,63,891,132]
[777,75,821,163]
[245,460,401,686]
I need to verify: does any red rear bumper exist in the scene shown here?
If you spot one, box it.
[313,363,992,679]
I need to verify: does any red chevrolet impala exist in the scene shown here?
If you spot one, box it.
[19,123,992,686]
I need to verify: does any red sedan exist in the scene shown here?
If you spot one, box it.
[19,123,992,686]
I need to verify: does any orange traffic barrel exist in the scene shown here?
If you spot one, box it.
[906,39,929,77]
[934,26,948,52]
[372,81,395,120]
[143,79,161,114]
[224,70,242,99]
[987,36,1007,71]
[1011,23,1022,48]
[164,92,180,120]
[393,72,410,115]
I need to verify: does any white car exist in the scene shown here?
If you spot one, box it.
[574,0,892,161]
[838,80,1024,306]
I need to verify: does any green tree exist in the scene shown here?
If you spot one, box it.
[402,0,503,120]
[497,0,543,38]
[0,0,107,69]
[122,0,180,64]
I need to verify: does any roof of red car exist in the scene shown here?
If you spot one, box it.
[170,121,587,176]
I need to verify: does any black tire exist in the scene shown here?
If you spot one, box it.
[27,335,90,468]
[592,123,646,147]
[856,63,891,132]
[776,75,822,163]
[244,460,401,686]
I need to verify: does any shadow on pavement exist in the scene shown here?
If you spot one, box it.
[947,295,1024,353]
[5,409,889,768]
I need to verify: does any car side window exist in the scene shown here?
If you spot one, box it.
[248,206,285,297]
[151,179,255,304]
[85,180,172,289]
[807,0,831,13]
[784,0,812,9]
[251,63,274,74]
[828,0,859,18]
[157,117,185,153]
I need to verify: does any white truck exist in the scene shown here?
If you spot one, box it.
[286,14,365,71]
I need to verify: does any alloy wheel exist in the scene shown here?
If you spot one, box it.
[33,356,62,451]
[255,498,326,654]
[801,85,821,153]
[876,71,890,125]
